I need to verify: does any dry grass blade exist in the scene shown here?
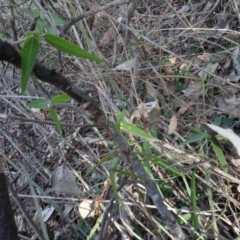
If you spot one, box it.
[1,0,240,239]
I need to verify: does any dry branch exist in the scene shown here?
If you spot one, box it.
[0,39,188,239]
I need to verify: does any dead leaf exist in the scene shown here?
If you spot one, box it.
[145,82,162,99]
[176,100,194,117]
[182,82,202,97]
[98,26,115,48]
[50,165,81,197]
[198,63,219,80]
[205,124,240,156]
[168,115,177,135]
[113,57,140,71]
[197,53,211,62]
[130,100,160,124]
[42,206,55,222]
[77,201,94,219]
[224,95,240,105]
[216,97,240,118]
[232,48,240,75]
[169,56,177,64]
[231,158,240,168]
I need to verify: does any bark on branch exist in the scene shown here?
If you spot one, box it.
[0,39,188,239]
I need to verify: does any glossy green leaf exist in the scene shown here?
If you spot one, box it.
[120,121,154,140]
[180,132,207,146]
[44,34,102,62]
[28,99,47,109]
[210,136,228,172]
[48,107,62,135]
[51,93,71,104]
[21,32,40,93]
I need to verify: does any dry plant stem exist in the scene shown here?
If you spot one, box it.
[61,0,133,35]
[119,0,144,105]
[0,113,91,127]
[0,40,188,239]
[100,120,188,240]
[0,156,19,240]
[6,177,45,240]
[113,18,240,90]
[97,179,127,240]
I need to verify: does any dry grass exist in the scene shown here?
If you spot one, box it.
[1,0,240,239]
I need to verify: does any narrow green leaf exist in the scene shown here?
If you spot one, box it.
[51,93,71,104]
[210,136,228,172]
[180,132,207,146]
[48,107,62,135]
[28,99,47,109]
[112,168,140,179]
[110,171,119,213]
[86,152,117,176]
[120,121,154,140]
[44,34,102,62]
[191,168,200,239]
[135,152,184,177]
[21,32,40,93]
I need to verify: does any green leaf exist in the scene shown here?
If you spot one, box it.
[142,141,150,153]
[116,110,127,121]
[48,107,62,135]
[21,32,40,93]
[28,99,47,109]
[112,168,140,179]
[177,213,191,224]
[213,116,222,126]
[44,34,102,62]
[51,93,71,104]
[135,152,184,177]
[51,14,66,26]
[110,171,119,213]
[120,121,154,140]
[210,136,228,172]
[191,168,200,238]
[114,122,120,132]
[180,132,207,146]
[35,19,47,33]
[86,152,117,176]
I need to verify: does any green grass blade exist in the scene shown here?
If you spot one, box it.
[134,152,184,177]
[119,121,154,140]
[48,106,62,135]
[191,168,199,239]
[210,136,228,172]
[180,132,207,146]
[110,170,120,213]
